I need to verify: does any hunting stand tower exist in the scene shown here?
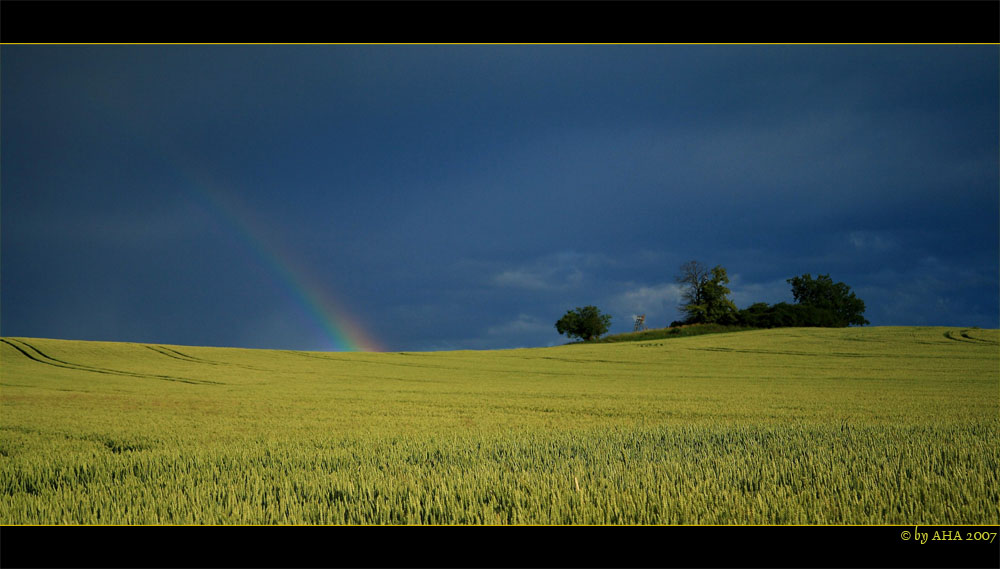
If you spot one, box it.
[633,314,647,332]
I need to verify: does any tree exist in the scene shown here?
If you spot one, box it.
[787,273,869,326]
[737,302,842,328]
[676,261,738,324]
[555,306,612,342]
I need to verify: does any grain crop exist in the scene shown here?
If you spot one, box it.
[1,327,996,524]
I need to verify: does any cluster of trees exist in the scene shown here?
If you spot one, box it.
[554,260,868,342]
[742,274,869,328]
[669,261,869,328]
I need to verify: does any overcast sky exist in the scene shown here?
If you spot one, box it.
[2,45,997,351]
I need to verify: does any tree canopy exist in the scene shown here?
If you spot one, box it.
[734,274,869,328]
[787,273,869,326]
[676,261,738,325]
[737,301,843,329]
[669,264,869,329]
[555,306,612,342]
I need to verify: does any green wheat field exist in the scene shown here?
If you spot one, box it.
[1,326,997,525]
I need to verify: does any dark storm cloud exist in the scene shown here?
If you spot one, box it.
[2,45,997,350]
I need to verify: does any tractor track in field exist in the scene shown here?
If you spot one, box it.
[691,340,991,358]
[145,345,218,364]
[943,329,998,345]
[959,329,998,345]
[512,355,660,366]
[282,350,583,377]
[144,345,269,371]
[1,338,223,385]
[282,350,473,373]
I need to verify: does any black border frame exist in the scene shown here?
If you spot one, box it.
[1,1,998,44]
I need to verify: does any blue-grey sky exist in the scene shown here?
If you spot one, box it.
[2,45,997,351]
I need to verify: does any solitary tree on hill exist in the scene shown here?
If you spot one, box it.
[676,260,738,325]
[555,306,612,342]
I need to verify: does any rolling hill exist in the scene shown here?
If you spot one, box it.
[1,326,997,524]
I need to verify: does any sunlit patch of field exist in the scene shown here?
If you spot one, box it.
[1,327,997,524]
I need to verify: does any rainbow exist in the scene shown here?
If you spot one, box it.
[184,173,383,353]
[73,85,382,352]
